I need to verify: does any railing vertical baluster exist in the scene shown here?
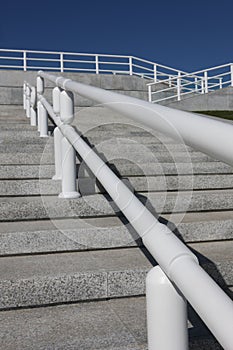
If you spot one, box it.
[59,90,80,199]
[26,85,31,118]
[30,86,37,126]
[36,77,44,132]
[220,78,223,89]
[231,64,233,87]
[169,75,172,88]
[60,53,64,72]
[148,85,152,103]
[39,102,48,137]
[95,55,99,74]
[154,64,157,82]
[201,78,205,94]
[204,71,208,93]
[129,57,133,76]
[177,72,181,101]
[146,266,188,350]
[23,51,27,71]
[195,77,198,92]
[23,82,27,110]
[52,87,63,180]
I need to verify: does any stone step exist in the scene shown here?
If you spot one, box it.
[0,151,218,165]
[0,162,231,180]
[1,173,233,196]
[0,296,224,350]
[0,211,233,256]
[0,189,233,221]
[0,240,231,309]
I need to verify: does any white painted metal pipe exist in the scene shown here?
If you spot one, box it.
[204,71,208,93]
[52,127,63,180]
[39,103,48,137]
[177,72,181,101]
[58,89,79,198]
[60,90,74,124]
[231,64,233,87]
[59,136,80,198]
[37,92,233,350]
[146,266,188,350]
[23,83,26,109]
[95,55,99,74]
[30,107,37,126]
[38,71,233,167]
[26,86,31,118]
[153,64,157,82]
[52,86,62,114]
[129,57,133,76]
[37,101,42,132]
[170,256,233,350]
[37,76,44,94]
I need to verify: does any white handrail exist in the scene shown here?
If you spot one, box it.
[38,70,233,166]
[148,62,233,103]
[24,72,233,349]
[0,48,190,83]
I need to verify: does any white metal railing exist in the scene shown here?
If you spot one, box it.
[24,72,233,350]
[0,48,190,82]
[148,62,233,103]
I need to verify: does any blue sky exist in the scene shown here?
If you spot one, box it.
[1,0,233,72]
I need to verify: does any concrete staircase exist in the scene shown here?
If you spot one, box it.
[0,73,233,349]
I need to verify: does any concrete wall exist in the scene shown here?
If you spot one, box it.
[160,86,233,111]
[0,70,149,107]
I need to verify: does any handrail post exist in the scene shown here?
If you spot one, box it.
[52,87,63,180]
[30,86,37,126]
[219,78,223,89]
[38,102,48,137]
[204,71,208,93]
[154,64,157,82]
[169,75,172,88]
[146,266,188,350]
[201,78,205,94]
[23,51,27,71]
[231,64,233,87]
[59,90,80,199]
[36,76,44,132]
[26,85,31,118]
[148,85,152,103]
[60,53,64,72]
[129,56,133,76]
[23,82,27,110]
[95,55,99,74]
[195,77,198,92]
[177,72,181,101]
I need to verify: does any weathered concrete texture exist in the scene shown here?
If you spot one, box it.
[0,297,147,350]
[0,161,232,180]
[0,189,233,221]
[0,241,232,309]
[0,226,139,255]
[0,86,148,106]
[0,70,151,106]
[0,296,224,350]
[0,70,148,89]
[0,164,54,179]
[0,248,150,308]
[1,173,233,196]
[0,211,233,255]
[161,86,233,111]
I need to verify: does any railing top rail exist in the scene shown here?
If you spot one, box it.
[147,62,233,86]
[32,71,233,349]
[38,70,233,167]
[0,48,131,58]
[131,55,188,74]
